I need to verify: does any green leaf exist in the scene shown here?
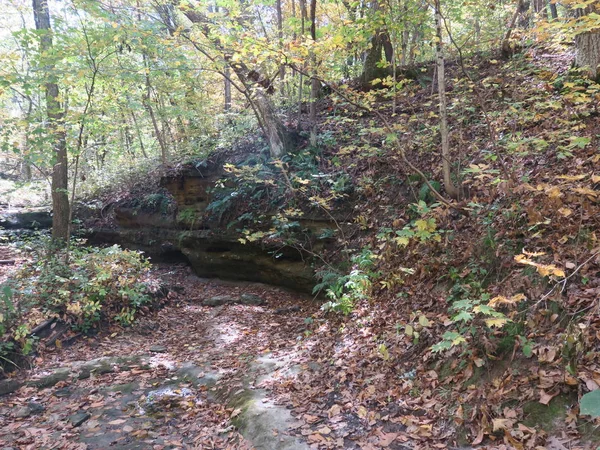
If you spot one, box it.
[580,390,600,417]
[453,310,473,322]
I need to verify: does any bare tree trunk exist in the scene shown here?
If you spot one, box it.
[142,53,168,164]
[575,28,600,82]
[408,26,420,65]
[276,0,285,87]
[32,0,70,242]
[434,0,458,199]
[549,2,558,19]
[255,93,289,158]
[224,66,232,111]
[297,0,307,130]
[130,110,149,159]
[309,0,318,147]
[502,0,524,58]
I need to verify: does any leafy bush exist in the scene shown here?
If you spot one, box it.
[1,239,152,372]
[23,243,151,331]
[316,248,379,315]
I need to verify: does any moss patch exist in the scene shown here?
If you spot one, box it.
[523,392,576,431]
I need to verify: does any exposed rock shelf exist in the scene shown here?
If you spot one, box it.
[86,160,337,292]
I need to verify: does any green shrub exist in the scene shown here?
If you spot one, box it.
[23,243,152,331]
[316,248,379,315]
[1,239,152,372]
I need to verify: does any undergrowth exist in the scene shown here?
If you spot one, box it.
[0,238,152,375]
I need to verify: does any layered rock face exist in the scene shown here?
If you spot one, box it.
[88,160,330,292]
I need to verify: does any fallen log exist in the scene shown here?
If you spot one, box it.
[0,259,15,265]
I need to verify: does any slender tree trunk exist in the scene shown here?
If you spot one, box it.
[142,53,168,164]
[434,0,458,199]
[549,2,558,19]
[130,110,149,158]
[309,0,318,147]
[224,66,232,111]
[32,0,69,242]
[408,26,420,65]
[276,0,285,87]
[298,0,307,129]
[502,0,524,58]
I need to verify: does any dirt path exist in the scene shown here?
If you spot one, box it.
[0,263,320,449]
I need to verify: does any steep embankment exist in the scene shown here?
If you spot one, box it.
[77,46,600,448]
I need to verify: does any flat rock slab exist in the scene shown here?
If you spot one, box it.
[0,208,52,230]
[202,294,265,307]
[0,355,151,397]
[149,345,167,353]
[69,412,91,427]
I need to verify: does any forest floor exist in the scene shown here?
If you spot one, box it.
[0,246,592,450]
[0,257,321,449]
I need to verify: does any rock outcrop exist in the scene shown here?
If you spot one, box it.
[87,159,335,292]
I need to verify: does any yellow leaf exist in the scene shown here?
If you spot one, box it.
[414,219,429,232]
[485,317,508,328]
[558,207,573,217]
[557,174,586,181]
[545,186,563,199]
[572,187,597,198]
[488,293,526,307]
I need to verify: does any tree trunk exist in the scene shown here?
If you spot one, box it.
[360,32,392,86]
[255,92,289,158]
[142,53,168,164]
[224,67,232,112]
[519,0,531,28]
[502,0,524,58]
[32,0,70,242]
[434,0,458,199]
[309,0,318,147]
[276,0,285,87]
[574,5,600,81]
[549,2,558,19]
[576,31,600,82]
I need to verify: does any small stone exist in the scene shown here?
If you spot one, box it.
[202,295,237,307]
[239,293,265,306]
[14,402,44,418]
[14,406,32,418]
[274,305,301,314]
[69,412,91,427]
[149,345,167,353]
[53,387,72,398]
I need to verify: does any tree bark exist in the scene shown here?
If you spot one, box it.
[309,0,318,147]
[549,2,558,19]
[502,0,524,58]
[32,0,70,242]
[434,0,458,199]
[276,0,285,87]
[142,53,168,164]
[575,5,600,81]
